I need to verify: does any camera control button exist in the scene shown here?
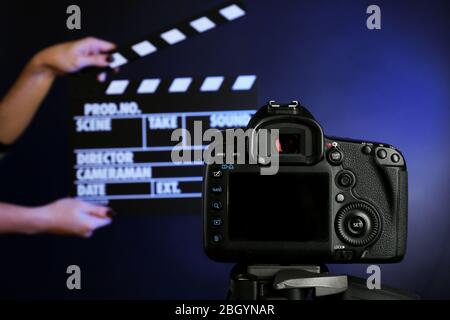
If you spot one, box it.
[336,193,345,203]
[362,145,372,154]
[211,200,222,211]
[211,185,223,194]
[335,202,380,247]
[211,169,223,178]
[377,148,387,159]
[211,217,223,227]
[391,153,400,163]
[338,173,354,188]
[211,234,223,243]
[347,216,366,236]
[327,148,343,165]
[334,249,354,261]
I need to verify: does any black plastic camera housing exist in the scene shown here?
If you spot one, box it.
[203,101,408,263]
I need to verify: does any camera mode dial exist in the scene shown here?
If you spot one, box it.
[335,202,380,247]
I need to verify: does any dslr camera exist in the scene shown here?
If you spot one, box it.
[203,101,408,263]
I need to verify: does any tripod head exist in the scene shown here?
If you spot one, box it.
[228,264,418,300]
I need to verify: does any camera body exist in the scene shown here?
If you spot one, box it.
[203,101,408,263]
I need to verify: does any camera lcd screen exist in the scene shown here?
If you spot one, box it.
[228,172,329,241]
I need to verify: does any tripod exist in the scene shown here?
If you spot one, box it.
[228,264,418,300]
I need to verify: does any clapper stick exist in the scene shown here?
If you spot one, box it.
[109,1,246,68]
[79,0,247,81]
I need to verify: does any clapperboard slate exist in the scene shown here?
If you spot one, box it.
[69,1,257,214]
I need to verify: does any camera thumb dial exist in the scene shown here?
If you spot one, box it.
[335,202,381,246]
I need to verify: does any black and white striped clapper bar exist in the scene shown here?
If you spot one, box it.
[108,1,247,69]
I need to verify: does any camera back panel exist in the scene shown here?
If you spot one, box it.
[203,136,407,264]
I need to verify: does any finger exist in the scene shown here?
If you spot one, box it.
[106,208,118,218]
[77,54,110,69]
[97,72,107,82]
[83,37,117,52]
[82,231,93,238]
[89,216,112,229]
[96,67,120,83]
[79,201,109,217]
[78,213,112,238]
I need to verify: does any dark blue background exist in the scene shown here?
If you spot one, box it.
[0,0,449,299]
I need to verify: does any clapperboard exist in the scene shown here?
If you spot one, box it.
[69,1,257,215]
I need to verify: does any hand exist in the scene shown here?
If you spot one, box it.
[36,198,113,238]
[30,37,116,75]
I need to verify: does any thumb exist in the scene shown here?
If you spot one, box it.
[80,214,112,238]
[89,216,112,229]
